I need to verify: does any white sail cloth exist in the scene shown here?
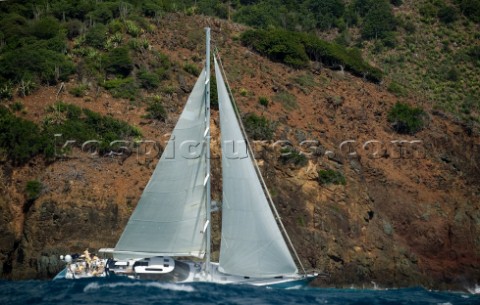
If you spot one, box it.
[214,57,298,277]
[114,69,208,259]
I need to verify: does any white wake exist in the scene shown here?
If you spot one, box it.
[465,284,480,295]
[84,281,195,293]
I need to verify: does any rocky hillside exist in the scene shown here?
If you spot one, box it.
[0,8,479,291]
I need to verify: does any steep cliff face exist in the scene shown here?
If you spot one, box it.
[0,15,479,290]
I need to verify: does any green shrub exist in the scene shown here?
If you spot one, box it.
[280,146,308,167]
[43,102,141,155]
[387,102,426,134]
[183,62,200,76]
[274,91,298,110]
[138,70,160,90]
[468,45,480,66]
[108,19,125,34]
[293,73,316,88]
[438,5,458,23]
[18,79,37,97]
[146,100,167,121]
[11,101,24,112]
[241,29,383,82]
[382,31,397,48]
[25,180,42,201]
[0,82,14,100]
[64,19,84,39]
[460,95,478,115]
[0,13,29,48]
[0,44,74,84]
[196,0,229,18]
[456,0,480,23]
[361,1,396,40]
[69,84,88,97]
[258,96,269,107]
[387,81,406,97]
[233,3,282,29]
[403,20,416,34]
[445,67,460,82]
[104,47,133,77]
[308,0,345,30]
[152,51,171,71]
[101,77,138,100]
[243,113,276,140]
[354,0,377,17]
[87,3,115,24]
[0,107,46,165]
[161,85,176,95]
[141,1,168,17]
[420,2,439,20]
[85,24,107,49]
[104,32,123,50]
[30,16,61,40]
[343,4,359,27]
[210,75,218,110]
[240,29,309,68]
[318,169,346,185]
[82,108,141,140]
[390,0,403,6]
[125,20,141,37]
[48,102,82,120]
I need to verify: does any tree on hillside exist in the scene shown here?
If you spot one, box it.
[354,0,377,16]
[361,0,396,39]
[307,0,345,30]
[455,0,480,23]
[104,47,133,77]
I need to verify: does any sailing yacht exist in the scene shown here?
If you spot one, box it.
[55,28,316,288]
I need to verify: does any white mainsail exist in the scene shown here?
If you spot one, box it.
[214,57,298,277]
[114,68,208,259]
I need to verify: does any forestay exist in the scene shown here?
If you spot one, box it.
[214,57,298,277]
[114,69,208,259]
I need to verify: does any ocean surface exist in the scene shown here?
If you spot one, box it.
[1,278,479,305]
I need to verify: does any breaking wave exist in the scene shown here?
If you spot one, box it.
[466,284,480,295]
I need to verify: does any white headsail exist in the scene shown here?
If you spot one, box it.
[114,69,208,259]
[214,57,298,277]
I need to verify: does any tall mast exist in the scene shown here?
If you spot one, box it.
[204,27,211,270]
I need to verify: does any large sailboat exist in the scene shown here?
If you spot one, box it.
[55,28,316,287]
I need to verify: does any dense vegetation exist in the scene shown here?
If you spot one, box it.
[387,102,426,134]
[279,146,308,167]
[25,180,43,201]
[43,102,141,153]
[241,29,383,82]
[0,0,175,101]
[0,0,447,91]
[0,0,478,146]
[0,103,140,165]
[243,113,276,140]
[145,98,168,121]
[0,106,48,165]
[318,169,347,186]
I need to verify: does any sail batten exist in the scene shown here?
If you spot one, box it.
[214,57,298,277]
[114,69,208,259]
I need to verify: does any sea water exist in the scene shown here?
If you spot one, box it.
[1,278,479,305]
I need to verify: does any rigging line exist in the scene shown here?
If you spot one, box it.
[214,47,307,275]
[204,27,212,272]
